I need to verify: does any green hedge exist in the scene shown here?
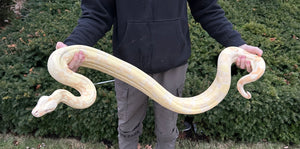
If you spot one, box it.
[184,0,300,144]
[1,0,299,144]
[0,0,14,27]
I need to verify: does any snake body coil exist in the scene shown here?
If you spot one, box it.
[32,45,265,117]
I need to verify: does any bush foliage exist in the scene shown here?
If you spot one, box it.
[0,0,14,27]
[1,0,299,144]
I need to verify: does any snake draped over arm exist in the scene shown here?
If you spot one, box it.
[32,45,265,117]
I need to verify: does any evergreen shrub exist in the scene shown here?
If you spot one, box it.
[0,0,299,144]
[0,0,14,27]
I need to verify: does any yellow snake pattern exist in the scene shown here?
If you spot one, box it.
[32,45,265,117]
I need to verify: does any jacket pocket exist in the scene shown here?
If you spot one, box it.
[149,18,188,72]
[118,22,151,70]
[150,18,186,51]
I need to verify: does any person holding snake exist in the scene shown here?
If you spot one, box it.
[54,0,263,148]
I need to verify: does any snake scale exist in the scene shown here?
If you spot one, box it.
[32,45,265,117]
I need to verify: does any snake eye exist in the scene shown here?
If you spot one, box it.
[37,96,49,104]
[44,100,58,114]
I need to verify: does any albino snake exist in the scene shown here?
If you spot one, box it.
[32,45,265,117]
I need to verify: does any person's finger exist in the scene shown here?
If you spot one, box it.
[239,44,263,56]
[239,56,246,69]
[246,61,252,72]
[246,46,263,57]
[68,52,80,71]
[75,52,85,67]
[56,42,67,49]
[68,51,85,72]
[236,56,241,68]
[78,51,85,62]
[55,42,85,72]
[75,51,85,67]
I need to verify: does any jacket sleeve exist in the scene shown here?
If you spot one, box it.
[187,0,246,47]
[64,0,115,46]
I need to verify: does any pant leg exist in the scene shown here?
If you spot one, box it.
[152,63,188,149]
[115,79,148,149]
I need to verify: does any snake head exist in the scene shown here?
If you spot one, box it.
[32,96,58,117]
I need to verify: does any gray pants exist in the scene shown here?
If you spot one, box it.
[115,64,188,149]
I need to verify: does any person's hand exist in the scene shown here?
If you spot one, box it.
[236,44,263,72]
[56,42,85,72]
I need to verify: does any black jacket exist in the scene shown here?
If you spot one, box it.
[64,0,246,73]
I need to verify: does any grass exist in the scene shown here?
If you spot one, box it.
[0,133,106,149]
[1,133,297,149]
